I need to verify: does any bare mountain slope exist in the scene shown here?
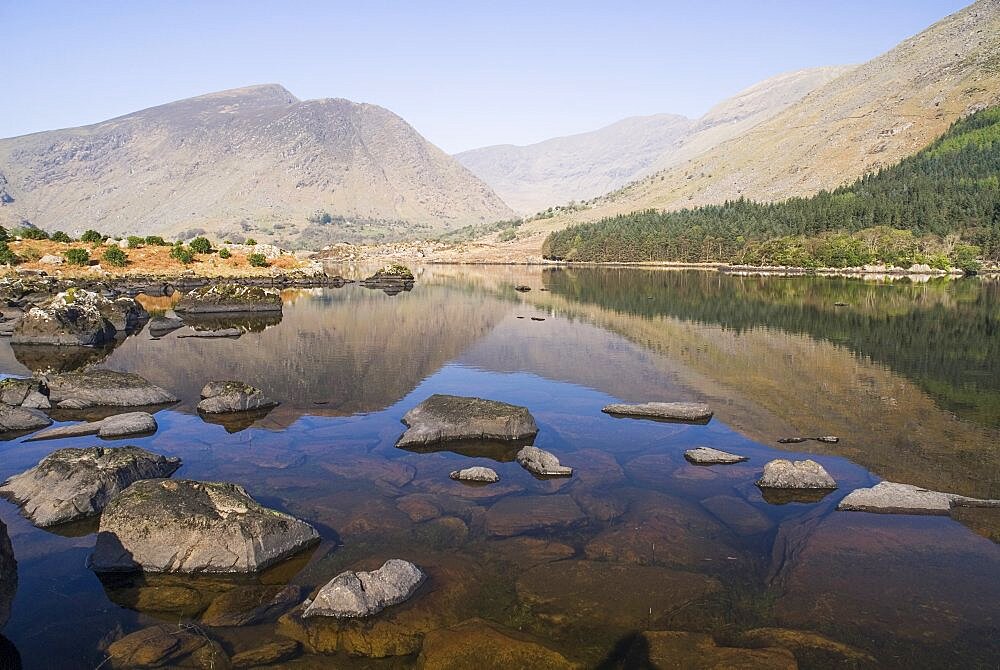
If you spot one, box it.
[455,67,850,214]
[0,85,514,244]
[527,0,1000,234]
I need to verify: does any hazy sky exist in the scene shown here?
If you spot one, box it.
[0,0,971,153]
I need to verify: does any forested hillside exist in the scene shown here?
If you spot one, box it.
[543,106,1000,269]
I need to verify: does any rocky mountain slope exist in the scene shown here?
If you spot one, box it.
[515,0,1000,240]
[455,67,851,214]
[0,85,514,245]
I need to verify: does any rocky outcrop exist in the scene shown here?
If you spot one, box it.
[10,290,146,346]
[396,394,538,447]
[449,466,500,483]
[757,459,837,490]
[45,369,177,409]
[174,284,282,314]
[515,446,573,477]
[0,446,180,527]
[0,518,15,630]
[602,401,713,422]
[25,411,157,441]
[304,559,425,619]
[684,447,748,464]
[837,481,1000,515]
[91,479,319,573]
[361,264,415,290]
[0,403,52,433]
[197,380,279,414]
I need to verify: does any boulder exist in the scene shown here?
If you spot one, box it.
[27,411,159,441]
[39,254,63,265]
[0,518,15,630]
[99,297,149,333]
[396,394,538,447]
[0,446,181,527]
[197,380,279,414]
[837,481,1000,515]
[602,401,713,422]
[757,459,837,490]
[174,284,282,314]
[45,369,177,409]
[11,289,122,346]
[91,479,319,573]
[416,619,575,670]
[303,559,425,618]
[684,446,748,465]
[105,624,228,669]
[515,446,573,477]
[0,402,52,433]
[449,466,500,483]
[0,377,45,406]
[147,315,184,337]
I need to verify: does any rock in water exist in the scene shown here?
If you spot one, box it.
[197,380,279,414]
[360,265,415,289]
[0,518,15,630]
[174,284,282,314]
[514,285,531,292]
[45,369,177,409]
[837,481,1000,515]
[684,447,748,465]
[0,446,181,527]
[0,377,46,407]
[449,466,500,483]
[303,559,425,618]
[231,640,300,668]
[28,411,159,441]
[105,624,227,669]
[11,289,117,346]
[416,619,576,670]
[396,394,538,447]
[757,459,837,490]
[0,403,52,432]
[602,401,713,422]
[147,315,184,337]
[515,446,573,477]
[91,480,319,573]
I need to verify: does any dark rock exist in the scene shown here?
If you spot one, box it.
[304,559,425,618]
[514,285,531,292]
[105,624,227,669]
[0,446,180,527]
[45,369,177,409]
[91,479,319,573]
[396,394,538,448]
[11,289,119,346]
[0,519,15,630]
[174,284,282,314]
[602,401,713,423]
[99,297,149,334]
[197,380,278,414]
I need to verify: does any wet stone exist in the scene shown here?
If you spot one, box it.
[700,495,774,536]
[105,624,225,669]
[416,618,576,670]
[304,559,426,618]
[603,401,713,423]
[201,584,304,627]
[231,640,300,668]
[516,446,573,477]
[197,380,279,414]
[485,495,586,537]
[684,446,748,465]
[396,394,538,448]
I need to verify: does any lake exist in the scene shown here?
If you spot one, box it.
[0,266,997,668]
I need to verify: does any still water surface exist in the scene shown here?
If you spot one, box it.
[0,267,997,668]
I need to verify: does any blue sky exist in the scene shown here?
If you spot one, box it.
[0,0,971,152]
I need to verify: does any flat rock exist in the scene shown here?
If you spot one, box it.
[700,495,774,536]
[757,459,837,490]
[620,631,796,670]
[485,495,585,537]
[201,584,304,627]
[449,466,500,483]
[515,446,573,477]
[397,394,538,447]
[0,446,180,527]
[837,481,1000,515]
[29,411,159,441]
[91,479,319,573]
[231,640,300,668]
[0,519,14,630]
[46,369,177,409]
[0,403,52,432]
[177,327,243,338]
[304,559,425,618]
[105,624,226,669]
[416,618,575,670]
[197,380,278,414]
[0,377,45,406]
[147,315,184,337]
[174,283,282,314]
[602,401,713,422]
[684,446,748,465]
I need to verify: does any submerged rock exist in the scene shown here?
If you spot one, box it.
[26,411,158,442]
[602,401,713,422]
[449,466,500,483]
[45,369,177,409]
[757,459,837,490]
[174,283,282,314]
[837,481,1000,515]
[304,559,425,618]
[201,584,304,627]
[105,624,228,669]
[0,446,180,527]
[684,447,748,465]
[0,403,52,433]
[396,394,538,447]
[176,327,243,338]
[416,618,575,670]
[515,445,573,477]
[231,640,300,668]
[620,631,796,670]
[197,380,279,414]
[485,495,585,537]
[735,627,878,667]
[91,479,319,573]
[0,518,15,630]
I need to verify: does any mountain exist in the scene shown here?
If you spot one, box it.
[522,0,1000,238]
[455,67,851,215]
[0,85,514,245]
